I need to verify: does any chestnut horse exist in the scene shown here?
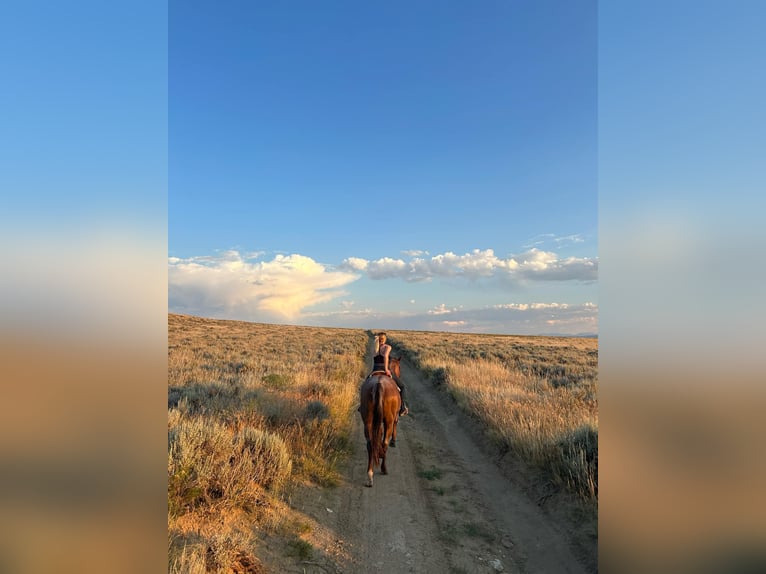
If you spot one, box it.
[359,356,402,487]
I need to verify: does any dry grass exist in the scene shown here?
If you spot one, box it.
[387,330,598,504]
[167,314,598,571]
[168,314,368,573]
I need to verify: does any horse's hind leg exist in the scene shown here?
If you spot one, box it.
[381,421,390,475]
[365,439,374,487]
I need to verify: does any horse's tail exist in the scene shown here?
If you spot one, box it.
[371,381,384,468]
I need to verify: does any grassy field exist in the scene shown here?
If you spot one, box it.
[167,315,597,572]
[167,314,368,573]
[386,330,598,504]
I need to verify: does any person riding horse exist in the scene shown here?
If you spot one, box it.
[360,333,408,486]
[372,333,408,416]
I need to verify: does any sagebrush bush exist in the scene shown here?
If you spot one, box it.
[258,392,303,427]
[168,415,292,516]
[304,400,330,421]
[168,416,234,514]
[262,373,290,389]
[237,426,293,491]
[431,366,452,386]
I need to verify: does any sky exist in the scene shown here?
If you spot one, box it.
[169,0,598,335]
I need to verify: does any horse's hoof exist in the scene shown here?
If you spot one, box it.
[389,439,396,447]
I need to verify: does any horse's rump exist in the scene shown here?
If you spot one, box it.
[360,356,403,486]
[360,374,400,469]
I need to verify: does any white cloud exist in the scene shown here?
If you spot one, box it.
[429,304,448,315]
[554,234,585,245]
[366,257,409,280]
[170,244,598,335]
[304,301,598,336]
[169,251,359,321]
[522,233,556,248]
[340,248,596,283]
[523,233,587,249]
[402,249,429,257]
[427,303,458,315]
[342,257,369,271]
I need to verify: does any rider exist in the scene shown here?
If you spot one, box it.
[373,333,408,416]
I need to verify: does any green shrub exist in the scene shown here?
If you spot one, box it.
[419,467,443,481]
[304,400,330,421]
[287,539,313,560]
[262,373,290,389]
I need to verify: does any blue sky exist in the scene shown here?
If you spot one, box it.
[169,0,598,335]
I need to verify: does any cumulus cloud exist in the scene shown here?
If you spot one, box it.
[169,251,359,321]
[170,243,597,334]
[427,303,459,315]
[342,257,369,271]
[366,257,410,280]
[510,250,597,281]
[339,248,597,283]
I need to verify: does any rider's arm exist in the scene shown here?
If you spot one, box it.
[383,345,391,375]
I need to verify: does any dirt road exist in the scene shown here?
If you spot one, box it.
[292,336,592,574]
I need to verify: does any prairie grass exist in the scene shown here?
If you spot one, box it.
[168,314,368,572]
[168,314,597,570]
[387,330,598,504]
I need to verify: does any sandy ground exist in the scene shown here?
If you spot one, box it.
[287,336,593,574]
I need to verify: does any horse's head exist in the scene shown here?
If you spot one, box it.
[389,356,401,380]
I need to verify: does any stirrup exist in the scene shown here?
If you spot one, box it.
[399,406,409,416]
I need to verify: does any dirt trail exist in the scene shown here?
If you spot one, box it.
[292,335,590,574]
